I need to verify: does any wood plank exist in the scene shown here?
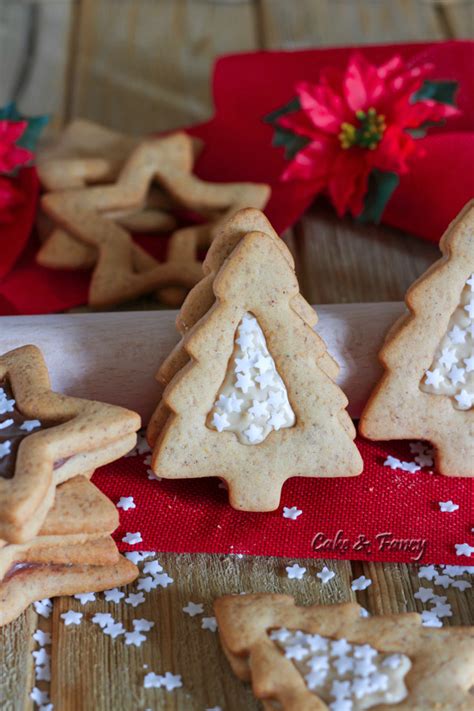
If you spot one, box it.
[283,203,439,304]
[41,554,474,710]
[0,0,73,134]
[437,0,474,38]
[69,0,260,134]
[0,606,36,711]
[258,0,444,49]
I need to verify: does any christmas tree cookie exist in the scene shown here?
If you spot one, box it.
[147,208,342,448]
[361,201,474,476]
[149,226,362,511]
[214,594,474,710]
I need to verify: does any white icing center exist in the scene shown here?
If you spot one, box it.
[420,273,474,410]
[208,312,295,445]
[270,628,411,710]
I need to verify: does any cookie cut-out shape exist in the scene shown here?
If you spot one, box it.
[150,229,362,511]
[0,345,140,543]
[208,313,295,444]
[214,593,474,710]
[147,208,342,448]
[360,201,474,477]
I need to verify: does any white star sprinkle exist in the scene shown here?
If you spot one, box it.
[0,418,13,429]
[153,573,174,588]
[282,506,302,520]
[125,630,147,647]
[0,441,11,458]
[268,410,287,430]
[448,365,465,386]
[235,371,253,393]
[439,347,458,369]
[212,411,230,432]
[455,389,473,409]
[133,618,154,632]
[414,587,435,603]
[455,543,474,557]
[74,592,96,604]
[30,687,50,705]
[285,563,306,580]
[439,500,459,512]
[424,368,444,388]
[143,560,163,575]
[122,531,143,545]
[20,419,41,432]
[125,592,145,607]
[248,399,269,418]
[137,577,156,592]
[183,601,204,617]
[103,622,126,639]
[103,587,125,603]
[243,423,264,444]
[60,610,83,626]
[421,610,442,628]
[33,630,51,646]
[464,298,474,318]
[464,355,474,372]
[201,616,218,632]
[92,613,115,628]
[351,575,372,591]
[316,566,336,584]
[418,564,437,580]
[449,324,466,344]
[160,672,183,691]
[255,370,275,389]
[117,496,136,511]
[32,648,50,665]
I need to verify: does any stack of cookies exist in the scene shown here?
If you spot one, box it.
[36,119,271,309]
[0,344,141,626]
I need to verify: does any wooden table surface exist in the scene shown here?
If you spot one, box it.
[2,202,473,711]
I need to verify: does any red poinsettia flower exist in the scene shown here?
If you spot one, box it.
[277,53,459,217]
[0,120,32,174]
[0,176,24,223]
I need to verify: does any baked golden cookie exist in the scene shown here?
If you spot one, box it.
[215,593,474,710]
[149,227,362,511]
[360,200,474,477]
[0,345,140,543]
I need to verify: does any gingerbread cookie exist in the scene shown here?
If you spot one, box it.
[149,228,362,511]
[360,200,474,477]
[147,208,342,447]
[0,475,137,626]
[0,345,140,543]
[214,593,474,710]
[40,132,270,307]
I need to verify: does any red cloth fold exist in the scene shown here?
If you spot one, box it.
[1,41,473,315]
[94,436,472,565]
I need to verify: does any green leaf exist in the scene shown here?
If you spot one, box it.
[271,126,310,160]
[264,97,301,126]
[357,169,399,224]
[0,102,49,152]
[412,80,458,106]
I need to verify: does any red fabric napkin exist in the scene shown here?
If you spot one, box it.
[1,41,473,316]
[94,435,473,566]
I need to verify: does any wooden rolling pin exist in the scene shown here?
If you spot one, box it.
[0,302,404,421]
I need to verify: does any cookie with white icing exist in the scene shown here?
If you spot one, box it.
[150,227,362,511]
[360,200,474,477]
[214,593,474,710]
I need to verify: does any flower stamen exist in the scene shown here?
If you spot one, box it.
[339,107,386,150]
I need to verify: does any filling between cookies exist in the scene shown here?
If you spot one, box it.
[0,381,50,480]
[420,272,474,410]
[207,312,295,444]
[269,627,411,710]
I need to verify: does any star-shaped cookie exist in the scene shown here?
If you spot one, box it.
[214,594,474,710]
[0,345,140,543]
[40,132,270,307]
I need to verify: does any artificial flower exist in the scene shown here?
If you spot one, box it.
[275,52,459,217]
[0,120,33,174]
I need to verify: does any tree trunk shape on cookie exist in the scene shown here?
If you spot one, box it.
[150,228,362,512]
[360,200,474,477]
